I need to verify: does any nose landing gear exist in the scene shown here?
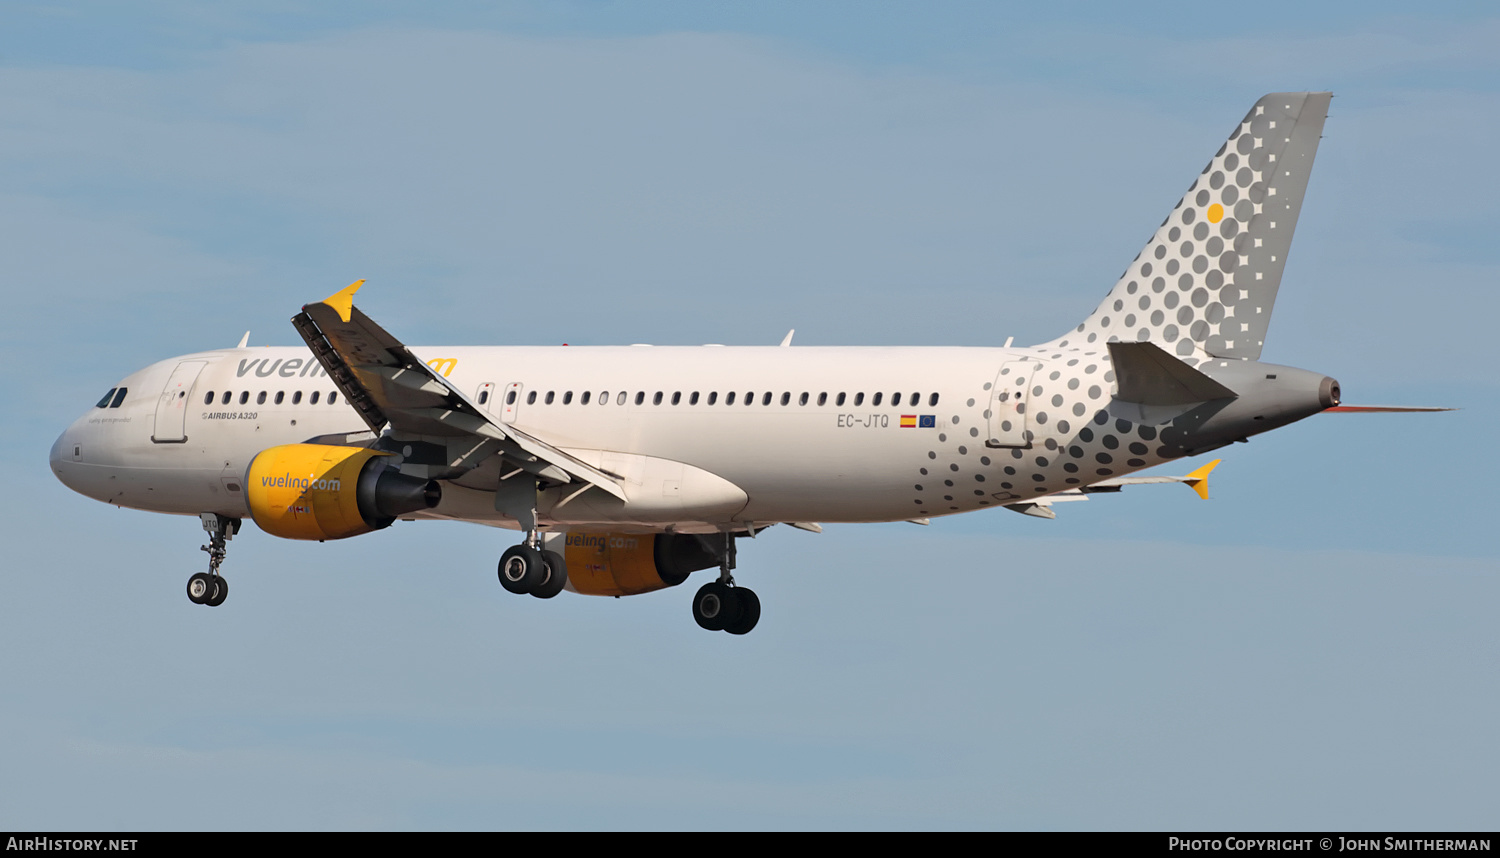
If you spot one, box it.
[188,513,239,607]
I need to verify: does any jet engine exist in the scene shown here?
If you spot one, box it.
[558,532,723,596]
[246,443,440,541]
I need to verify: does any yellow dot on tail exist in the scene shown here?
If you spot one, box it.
[1207,203,1224,223]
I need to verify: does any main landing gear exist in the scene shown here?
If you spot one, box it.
[692,580,760,635]
[691,533,760,635]
[497,532,568,599]
[188,513,239,607]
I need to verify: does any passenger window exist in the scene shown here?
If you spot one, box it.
[909,392,920,406]
[653,392,663,405]
[527,391,537,405]
[96,389,117,408]
[110,388,128,408]
[671,392,681,405]
[635,392,645,405]
[563,391,572,405]
[707,392,716,405]
[817,392,827,406]
[836,392,846,406]
[798,392,808,406]
[873,392,883,406]
[239,391,250,405]
[257,392,267,405]
[292,391,302,405]
[619,392,628,406]
[329,392,338,405]
[777,392,788,406]
[929,392,939,406]
[855,392,864,406]
[762,392,772,406]
[202,392,213,406]
[581,391,591,405]
[726,392,736,405]
[478,390,490,405]
[690,392,700,405]
[310,391,320,404]
[506,390,517,405]
[892,392,901,406]
[275,391,285,405]
[545,391,555,405]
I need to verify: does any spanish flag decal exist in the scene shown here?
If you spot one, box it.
[900,415,917,428]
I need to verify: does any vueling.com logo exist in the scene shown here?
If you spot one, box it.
[263,474,342,492]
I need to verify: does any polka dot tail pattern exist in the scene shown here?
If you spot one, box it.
[1046,93,1332,364]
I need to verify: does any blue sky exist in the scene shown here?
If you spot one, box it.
[2,2,1497,830]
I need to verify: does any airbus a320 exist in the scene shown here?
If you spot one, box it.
[51,92,1442,634]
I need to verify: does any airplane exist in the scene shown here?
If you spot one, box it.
[48,92,1445,634]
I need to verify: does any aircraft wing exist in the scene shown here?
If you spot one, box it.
[1004,459,1221,518]
[291,280,627,501]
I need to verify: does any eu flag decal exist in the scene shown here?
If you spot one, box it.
[918,415,936,428]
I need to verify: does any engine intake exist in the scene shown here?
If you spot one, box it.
[246,443,440,541]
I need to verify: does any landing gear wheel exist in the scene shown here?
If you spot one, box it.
[692,582,742,632]
[724,587,760,635]
[531,550,568,600]
[205,576,228,607]
[187,573,213,605]
[498,544,545,594]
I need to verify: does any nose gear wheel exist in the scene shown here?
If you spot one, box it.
[187,514,238,607]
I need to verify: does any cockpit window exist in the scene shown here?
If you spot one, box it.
[96,388,117,408]
[110,388,128,408]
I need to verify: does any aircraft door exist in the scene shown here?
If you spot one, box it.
[499,382,523,424]
[986,359,1038,448]
[475,382,497,415]
[153,360,208,443]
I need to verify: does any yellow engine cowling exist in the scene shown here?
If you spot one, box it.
[560,532,723,597]
[246,443,440,541]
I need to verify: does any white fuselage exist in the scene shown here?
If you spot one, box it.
[52,342,1172,532]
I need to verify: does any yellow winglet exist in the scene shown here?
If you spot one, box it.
[1183,459,1221,501]
[321,279,365,323]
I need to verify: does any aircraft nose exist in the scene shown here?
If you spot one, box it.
[49,428,72,482]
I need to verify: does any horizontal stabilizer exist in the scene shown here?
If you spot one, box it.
[1323,405,1455,413]
[1108,341,1236,405]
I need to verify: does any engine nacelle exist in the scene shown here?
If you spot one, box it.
[559,532,722,597]
[246,443,440,541]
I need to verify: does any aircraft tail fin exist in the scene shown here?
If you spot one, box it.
[1048,92,1331,363]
